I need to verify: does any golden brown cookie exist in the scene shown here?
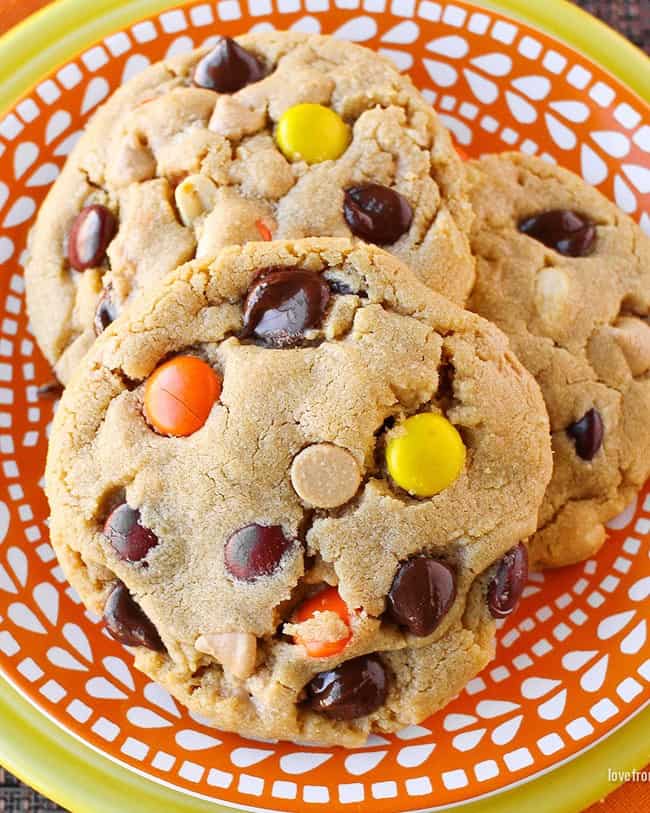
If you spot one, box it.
[467,152,650,569]
[26,31,474,384]
[46,237,551,745]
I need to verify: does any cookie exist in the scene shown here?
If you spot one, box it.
[45,237,551,745]
[25,31,474,385]
[467,152,650,569]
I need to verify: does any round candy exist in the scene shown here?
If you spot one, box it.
[292,586,352,658]
[67,205,117,271]
[224,523,295,581]
[567,407,604,461]
[386,557,456,636]
[306,655,388,720]
[94,288,117,336]
[518,209,596,257]
[104,581,164,650]
[487,542,528,618]
[103,503,158,563]
[193,37,265,93]
[290,443,361,508]
[385,413,465,497]
[144,355,221,437]
[343,184,412,246]
[276,103,349,164]
[242,268,330,348]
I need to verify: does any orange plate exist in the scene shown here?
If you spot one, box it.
[0,2,647,812]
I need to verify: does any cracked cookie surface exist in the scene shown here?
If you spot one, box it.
[26,31,473,385]
[467,152,650,570]
[46,237,550,745]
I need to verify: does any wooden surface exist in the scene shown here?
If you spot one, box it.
[0,1,647,811]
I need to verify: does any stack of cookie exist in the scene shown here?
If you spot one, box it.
[25,33,649,746]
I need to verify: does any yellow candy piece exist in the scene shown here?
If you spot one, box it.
[386,413,465,497]
[276,103,349,164]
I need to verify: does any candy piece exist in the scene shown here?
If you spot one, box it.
[518,210,596,257]
[386,557,456,636]
[276,103,349,164]
[291,443,361,508]
[535,267,570,322]
[104,581,164,650]
[255,219,273,241]
[224,524,295,581]
[94,288,117,336]
[103,503,158,563]
[242,268,330,348]
[68,205,117,270]
[487,543,528,618]
[193,37,265,93]
[567,408,604,461]
[292,586,352,658]
[386,413,465,497]
[343,184,412,245]
[196,631,257,679]
[174,174,218,226]
[144,355,221,437]
[306,655,388,720]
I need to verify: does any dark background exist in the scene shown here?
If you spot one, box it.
[0,1,647,811]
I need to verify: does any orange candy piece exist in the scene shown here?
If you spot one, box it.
[144,355,221,437]
[255,220,273,241]
[292,586,352,658]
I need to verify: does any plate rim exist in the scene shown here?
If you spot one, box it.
[0,0,648,810]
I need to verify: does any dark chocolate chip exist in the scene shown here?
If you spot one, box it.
[224,524,296,581]
[386,557,456,636]
[67,205,117,271]
[104,581,164,650]
[94,288,118,336]
[306,654,388,720]
[518,209,596,257]
[488,543,528,619]
[193,37,265,93]
[567,407,604,461]
[103,503,158,563]
[37,380,63,399]
[242,268,330,348]
[343,184,413,246]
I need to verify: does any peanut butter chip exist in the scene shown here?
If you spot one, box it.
[195,631,257,679]
[290,443,361,508]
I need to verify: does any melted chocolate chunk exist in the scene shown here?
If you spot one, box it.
[193,37,265,93]
[567,408,604,461]
[103,504,158,563]
[386,557,456,636]
[225,524,296,581]
[242,268,330,348]
[306,655,388,720]
[488,543,528,619]
[518,209,596,257]
[104,582,164,650]
[68,205,116,270]
[344,184,413,246]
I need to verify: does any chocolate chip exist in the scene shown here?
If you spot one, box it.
[193,37,265,93]
[306,655,388,720]
[518,210,596,257]
[386,557,456,636]
[567,407,604,461]
[343,184,413,246]
[224,524,296,581]
[67,205,117,270]
[242,268,330,348]
[488,543,528,619]
[104,581,164,650]
[94,288,118,336]
[37,379,63,399]
[103,503,158,563]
